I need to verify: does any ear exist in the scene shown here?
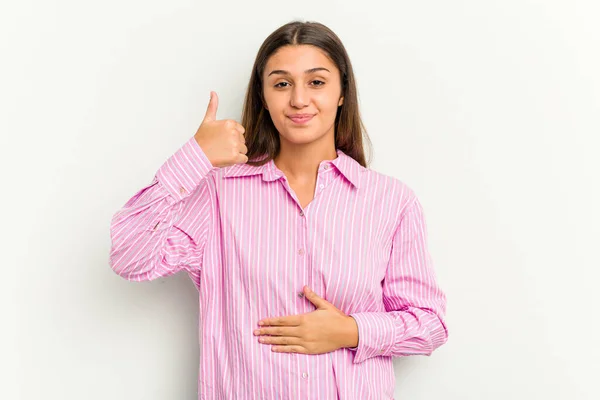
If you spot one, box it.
[338,96,344,107]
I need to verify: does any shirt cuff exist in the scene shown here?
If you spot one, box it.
[155,136,215,203]
[347,312,397,364]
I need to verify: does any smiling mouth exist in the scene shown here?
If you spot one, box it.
[288,115,315,124]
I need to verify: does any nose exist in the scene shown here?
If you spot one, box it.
[290,85,309,108]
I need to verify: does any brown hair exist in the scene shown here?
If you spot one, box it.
[241,20,372,168]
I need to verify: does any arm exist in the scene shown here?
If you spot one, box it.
[347,195,449,364]
[108,136,216,282]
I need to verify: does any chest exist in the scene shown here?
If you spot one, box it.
[208,176,397,313]
[288,180,316,209]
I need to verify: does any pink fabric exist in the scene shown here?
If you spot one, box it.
[109,135,448,399]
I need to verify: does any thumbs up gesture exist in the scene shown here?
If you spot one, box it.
[194,91,249,168]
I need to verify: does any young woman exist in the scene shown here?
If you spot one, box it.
[109,20,448,400]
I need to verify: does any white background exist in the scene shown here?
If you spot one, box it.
[2,0,599,399]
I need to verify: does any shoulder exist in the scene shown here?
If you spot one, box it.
[360,167,418,213]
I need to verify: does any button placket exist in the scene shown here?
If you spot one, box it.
[297,204,309,305]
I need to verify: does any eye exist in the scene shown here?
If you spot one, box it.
[274,80,325,88]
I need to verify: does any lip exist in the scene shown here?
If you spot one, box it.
[288,114,315,124]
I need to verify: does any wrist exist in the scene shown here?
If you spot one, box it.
[342,315,359,348]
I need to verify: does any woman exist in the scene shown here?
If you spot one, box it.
[109,20,448,400]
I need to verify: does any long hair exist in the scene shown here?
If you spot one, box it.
[241,20,372,168]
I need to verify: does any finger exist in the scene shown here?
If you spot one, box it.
[203,91,219,122]
[258,315,302,326]
[233,123,245,135]
[303,286,328,308]
[238,142,248,155]
[239,131,246,144]
[236,153,248,164]
[272,345,307,354]
[255,326,301,337]
[259,335,302,346]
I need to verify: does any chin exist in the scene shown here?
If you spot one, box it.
[279,131,323,145]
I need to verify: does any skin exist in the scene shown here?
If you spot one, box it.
[254,45,359,354]
[264,44,344,209]
[254,285,359,354]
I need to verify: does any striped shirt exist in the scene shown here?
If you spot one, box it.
[109,135,448,399]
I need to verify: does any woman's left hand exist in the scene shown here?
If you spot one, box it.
[254,285,359,354]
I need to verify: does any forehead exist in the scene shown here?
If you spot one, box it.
[264,45,337,76]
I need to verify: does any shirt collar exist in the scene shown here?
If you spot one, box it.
[223,149,365,189]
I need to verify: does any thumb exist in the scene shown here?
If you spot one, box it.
[304,286,329,309]
[203,91,219,122]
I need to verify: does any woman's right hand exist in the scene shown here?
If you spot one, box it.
[194,91,249,168]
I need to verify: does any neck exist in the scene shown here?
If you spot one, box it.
[274,132,338,184]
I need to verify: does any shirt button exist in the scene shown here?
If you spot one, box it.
[297,292,304,298]
[179,187,186,194]
[319,184,324,190]
[324,164,330,170]
[299,211,304,217]
[302,372,308,379]
[380,348,385,353]
[298,249,304,256]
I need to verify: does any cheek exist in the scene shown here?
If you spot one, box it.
[316,101,341,119]
[265,96,287,115]
[315,91,342,111]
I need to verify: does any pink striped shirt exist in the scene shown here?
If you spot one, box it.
[109,135,448,399]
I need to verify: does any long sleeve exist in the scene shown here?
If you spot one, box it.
[347,195,449,364]
[109,136,216,282]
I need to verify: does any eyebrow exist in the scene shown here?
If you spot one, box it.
[267,67,331,77]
